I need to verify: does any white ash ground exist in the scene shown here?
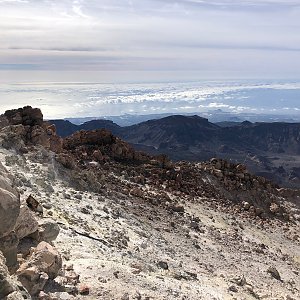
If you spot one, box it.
[1,147,299,300]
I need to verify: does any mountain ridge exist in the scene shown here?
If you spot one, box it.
[51,115,300,187]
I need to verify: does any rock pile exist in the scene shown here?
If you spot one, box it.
[0,160,64,299]
[56,129,292,221]
[205,158,287,218]
[0,106,294,223]
[17,242,62,295]
[63,128,151,163]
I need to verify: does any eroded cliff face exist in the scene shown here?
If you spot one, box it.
[0,106,299,300]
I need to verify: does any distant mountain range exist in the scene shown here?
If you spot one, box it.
[63,110,300,127]
[50,115,300,188]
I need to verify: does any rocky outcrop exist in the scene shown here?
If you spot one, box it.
[205,158,288,218]
[4,106,43,127]
[62,129,151,163]
[0,106,63,153]
[64,128,115,149]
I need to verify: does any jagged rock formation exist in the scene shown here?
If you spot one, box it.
[0,106,63,153]
[0,106,299,299]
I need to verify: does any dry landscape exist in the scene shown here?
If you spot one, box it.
[0,107,299,300]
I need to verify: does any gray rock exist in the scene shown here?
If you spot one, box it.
[121,293,130,300]
[14,205,39,240]
[37,219,60,242]
[0,176,20,238]
[228,285,238,292]
[42,203,52,210]
[0,252,15,298]
[0,232,19,268]
[74,193,82,200]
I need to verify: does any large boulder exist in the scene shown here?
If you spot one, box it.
[0,163,20,267]
[0,125,26,150]
[1,107,63,153]
[0,162,20,267]
[17,242,62,295]
[29,126,50,149]
[0,188,20,238]
[14,205,39,240]
[37,219,60,243]
[0,163,20,238]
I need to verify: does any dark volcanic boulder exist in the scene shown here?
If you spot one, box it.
[63,129,116,150]
[5,106,43,127]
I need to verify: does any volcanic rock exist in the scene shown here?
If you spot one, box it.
[17,242,62,295]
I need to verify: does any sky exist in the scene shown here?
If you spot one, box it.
[1,0,300,82]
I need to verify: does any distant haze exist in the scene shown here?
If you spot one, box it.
[1,0,300,82]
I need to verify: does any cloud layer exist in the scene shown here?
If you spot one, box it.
[1,80,299,118]
[1,0,300,81]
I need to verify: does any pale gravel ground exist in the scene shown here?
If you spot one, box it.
[0,147,299,300]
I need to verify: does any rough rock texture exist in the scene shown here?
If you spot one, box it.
[0,113,65,298]
[0,106,63,153]
[14,205,39,240]
[0,251,30,300]
[0,251,16,298]
[4,106,43,127]
[17,242,62,295]
[63,129,151,163]
[0,162,20,267]
[37,219,60,242]
[0,163,20,238]
[0,232,19,269]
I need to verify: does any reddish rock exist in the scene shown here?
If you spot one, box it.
[78,284,90,295]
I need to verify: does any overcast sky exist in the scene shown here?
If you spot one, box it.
[1,0,300,82]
